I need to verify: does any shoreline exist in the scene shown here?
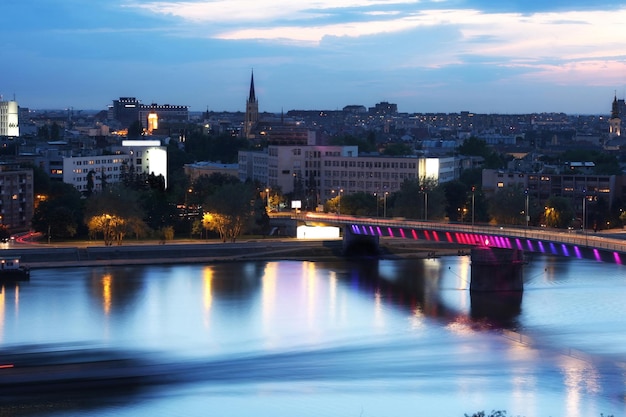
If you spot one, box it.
[10,239,468,269]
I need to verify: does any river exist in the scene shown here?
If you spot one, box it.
[0,254,624,416]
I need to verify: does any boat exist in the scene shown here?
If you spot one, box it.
[0,256,30,281]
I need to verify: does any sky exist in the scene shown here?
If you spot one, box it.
[2,0,626,115]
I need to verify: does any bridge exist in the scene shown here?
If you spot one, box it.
[272,212,626,292]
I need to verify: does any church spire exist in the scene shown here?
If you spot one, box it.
[244,69,259,138]
[612,91,619,119]
[248,70,256,103]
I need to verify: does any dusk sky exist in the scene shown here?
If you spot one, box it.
[3,0,626,115]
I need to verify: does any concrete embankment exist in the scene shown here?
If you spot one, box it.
[6,238,467,269]
[6,240,347,269]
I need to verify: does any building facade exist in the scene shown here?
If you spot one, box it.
[0,100,19,137]
[239,145,459,204]
[0,164,33,232]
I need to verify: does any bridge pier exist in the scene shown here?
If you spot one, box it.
[342,227,380,256]
[470,247,524,292]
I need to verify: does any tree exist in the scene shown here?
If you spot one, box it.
[543,196,574,229]
[393,178,445,220]
[0,224,10,242]
[84,185,146,245]
[31,182,84,239]
[488,184,527,225]
[202,182,257,242]
[338,192,377,216]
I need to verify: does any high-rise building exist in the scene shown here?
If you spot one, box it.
[0,99,19,138]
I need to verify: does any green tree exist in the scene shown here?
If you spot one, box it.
[488,184,527,225]
[84,185,146,245]
[392,178,445,220]
[339,192,377,216]
[202,182,257,242]
[31,182,84,239]
[543,196,574,228]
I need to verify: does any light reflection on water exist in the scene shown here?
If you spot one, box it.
[0,255,624,416]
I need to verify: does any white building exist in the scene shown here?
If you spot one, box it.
[115,140,168,188]
[0,100,19,137]
[63,154,131,193]
[61,140,168,193]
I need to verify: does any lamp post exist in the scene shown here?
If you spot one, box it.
[374,192,379,217]
[582,188,586,233]
[471,185,475,227]
[338,189,343,214]
[524,188,529,228]
[265,188,270,213]
[421,186,428,221]
[383,191,389,218]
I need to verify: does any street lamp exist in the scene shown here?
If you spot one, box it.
[421,186,428,221]
[383,191,389,218]
[471,185,475,227]
[374,192,379,217]
[338,188,343,214]
[582,188,586,233]
[265,188,270,212]
[524,188,529,228]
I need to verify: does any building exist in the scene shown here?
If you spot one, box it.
[243,71,258,139]
[0,163,33,232]
[108,97,189,129]
[0,99,19,138]
[58,140,168,193]
[609,93,622,139]
[62,154,131,193]
[239,145,459,204]
[482,169,624,224]
[184,161,239,181]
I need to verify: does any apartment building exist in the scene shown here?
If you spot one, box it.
[239,145,459,203]
[0,163,33,232]
[482,168,625,220]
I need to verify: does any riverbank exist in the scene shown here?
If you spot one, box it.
[8,238,468,269]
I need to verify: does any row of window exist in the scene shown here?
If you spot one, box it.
[323,160,416,169]
[323,181,400,191]
[73,158,128,165]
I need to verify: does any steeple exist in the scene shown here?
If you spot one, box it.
[248,71,256,103]
[611,92,619,119]
[244,70,259,138]
[609,91,621,138]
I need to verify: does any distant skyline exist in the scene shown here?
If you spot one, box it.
[2,1,626,115]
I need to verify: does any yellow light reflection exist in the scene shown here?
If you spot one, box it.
[202,267,213,313]
[0,287,4,342]
[101,274,112,315]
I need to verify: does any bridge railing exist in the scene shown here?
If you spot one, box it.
[276,212,626,253]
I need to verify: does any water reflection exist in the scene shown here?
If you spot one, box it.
[0,257,624,416]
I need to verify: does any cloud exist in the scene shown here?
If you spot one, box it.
[125,0,420,23]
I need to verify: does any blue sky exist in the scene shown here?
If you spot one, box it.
[2,0,626,114]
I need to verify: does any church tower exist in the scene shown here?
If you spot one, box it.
[609,93,621,138]
[244,70,258,138]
